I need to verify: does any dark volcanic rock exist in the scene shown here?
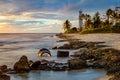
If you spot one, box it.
[52,63,68,71]
[40,63,51,70]
[0,65,8,73]
[0,70,2,75]
[30,61,41,70]
[52,46,57,49]
[68,58,87,69]
[28,60,34,67]
[0,75,10,80]
[14,55,30,73]
[92,60,106,69]
[58,40,107,50]
[57,51,69,57]
[40,59,51,70]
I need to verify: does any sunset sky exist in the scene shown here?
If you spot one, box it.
[0,0,119,33]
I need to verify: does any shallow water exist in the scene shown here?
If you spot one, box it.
[0,33,107,80]
[9,69,106,80]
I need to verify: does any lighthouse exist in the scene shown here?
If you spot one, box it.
[79,10,83,28]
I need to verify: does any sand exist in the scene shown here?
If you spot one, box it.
[97,76,112,80]
[63,33,120,50]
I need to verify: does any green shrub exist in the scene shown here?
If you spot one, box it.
[80,22,120,34]
[80,27,112,34]
[64,28,77,34]
[112,23,120,33]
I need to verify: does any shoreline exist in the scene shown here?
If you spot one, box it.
[1,33,120,80]
[56,33,120,80]
[95,76,112,80]
[58,33,120,50]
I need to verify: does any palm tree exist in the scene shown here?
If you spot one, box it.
[106,8,113,26]
[63,20,72,31]
[93,12,101,28]
[112,11,120,24]
[82,14,92,29]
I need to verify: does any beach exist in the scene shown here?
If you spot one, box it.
[62,33,120,50]
[0,33,109,80]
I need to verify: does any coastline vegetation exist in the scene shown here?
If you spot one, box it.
[61,8,120,80]
[63,8,120,34]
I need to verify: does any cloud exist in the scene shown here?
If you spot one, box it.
[0,23,23,33]
[0,0,119,33]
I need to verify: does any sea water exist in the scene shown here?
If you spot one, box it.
[9,69,106,80]
[0,33,106,80]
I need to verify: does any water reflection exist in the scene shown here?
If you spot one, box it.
[10,69,106,80]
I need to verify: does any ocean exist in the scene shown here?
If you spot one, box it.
[0,33,106,80]
[0,33,58,68]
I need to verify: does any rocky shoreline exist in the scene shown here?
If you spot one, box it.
[1,33,120,80]
[56,33,120,80]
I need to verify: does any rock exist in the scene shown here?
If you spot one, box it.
[68,58,87,69]
[28,60,34,67]
[52,63,68,71]
[30,61,41,70]
[0,70,2,75]
[57,51,69,57]
[92,60,106,69]
[58,41,87,49]
[72,48,95,60]
[40,63,51,70]
[40,59,51,70]
[52,46,57,49]
[14,55,30,73]
[52,67,65,71]
[0,65,8,73]
[58,44,70,49]
[41,59,49,63]
[0,75,10,80]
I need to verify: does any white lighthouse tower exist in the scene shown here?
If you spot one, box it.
[79,10,83,28]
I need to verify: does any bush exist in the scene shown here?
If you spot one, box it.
[80,27,112,34]
[112,22,120,33]
[64,27,77,34]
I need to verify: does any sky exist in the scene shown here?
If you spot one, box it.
[0,0,119,33]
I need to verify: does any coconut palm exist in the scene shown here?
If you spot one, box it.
[63,20,72,31]
[106,8,113,26]
[93,12,101,28]
[112,11,120,24]
[82,14,92,29]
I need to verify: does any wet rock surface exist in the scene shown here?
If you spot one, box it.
[68,58,87,69]
[13,55,30,73]
[0,65,8,73]
[30,61,41,70]
[57,40,107,50]
[0,74,10,80]
[57,51,69,57]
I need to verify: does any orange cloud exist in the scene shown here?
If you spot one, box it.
[0,24,22,33]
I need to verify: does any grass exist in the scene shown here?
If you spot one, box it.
[80,23,120,34]
[64,29,77,34]
[80,26,120,34]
